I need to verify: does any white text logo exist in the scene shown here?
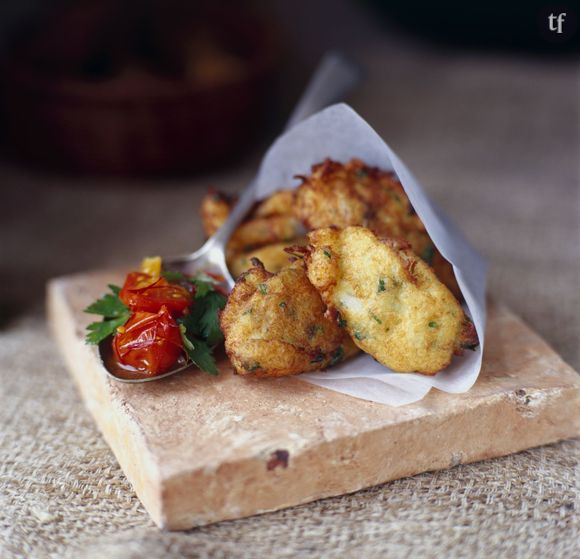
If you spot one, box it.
[548,12,567,34]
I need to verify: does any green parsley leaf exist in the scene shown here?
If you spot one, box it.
[84,284,127,318]
[194,272,220,285]
[258,283,268,295]
[85,315,130,345]
[192,278,213,299]
[84,284,130,345]
[199,292,227,345]
[190,273,220,298]
[175,271,227,369]
[108,284,121,295]
[161,270,187,283]
[179,291,227,347]
[429,321,438,328]
[161,270,220,299]
[179,324,219,375]
[323,249,332,258]
[377,278,386,293]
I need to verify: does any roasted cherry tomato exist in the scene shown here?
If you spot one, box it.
[113,306,183,374]
[119,272,192,316]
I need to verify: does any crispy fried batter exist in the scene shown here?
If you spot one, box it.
[252,190,295,218]
[200,189,304,265]
[220,259,358,377]
[303,226,478,375]
[227,215,305,255]
[295,159,460,297]
[228,238,308,278]
[295,158,420,237]
[200,190,236,237]
[200,189,295,238]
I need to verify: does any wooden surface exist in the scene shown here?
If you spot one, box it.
[47,270,580,530]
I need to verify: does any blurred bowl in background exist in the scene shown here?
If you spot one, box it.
[0,1,278,176]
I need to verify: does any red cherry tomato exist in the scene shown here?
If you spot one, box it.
[119,272,192,316]
[113,306,183,374]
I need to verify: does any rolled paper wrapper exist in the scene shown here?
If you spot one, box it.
[252,104,487,406]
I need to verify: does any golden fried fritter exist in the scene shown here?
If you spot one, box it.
[200,189,295,238]
[227,215,305,255]
[200,190,236,237]
[252,190,295,218]
[295,158,460,297]
[228,238,307,277]
[295,158,419,238]
[220,259,358,377]
[302,226,478,375]
[200,189,304,266]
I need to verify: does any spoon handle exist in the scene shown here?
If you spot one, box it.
[285,51,362,131]
[209,178,258,247]
[210,52,362,248]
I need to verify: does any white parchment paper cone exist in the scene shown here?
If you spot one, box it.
[253,103,488,406]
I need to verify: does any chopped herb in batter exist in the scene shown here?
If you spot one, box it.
[330,347,344,366]
[421,245,435,266]
[310,353,325,364]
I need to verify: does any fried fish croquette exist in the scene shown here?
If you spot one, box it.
[200,190,236,238]
[302,226,478,375]
[252,190,295,218]
[199,189,305,274]
[295,158,461,298]
[229,238,308,277]
[200,189,296,239]
[220,259,358,377]
[227,215,305,255]
[295,158,421,239]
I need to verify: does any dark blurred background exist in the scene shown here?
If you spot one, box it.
[1,0,578,367]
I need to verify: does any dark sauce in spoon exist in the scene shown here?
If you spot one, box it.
[99,336,189,381]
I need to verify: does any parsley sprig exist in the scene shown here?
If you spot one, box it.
[161,270,227,374]
[84,285,130,345]
[84,272,227,376]
[177,288,226,376]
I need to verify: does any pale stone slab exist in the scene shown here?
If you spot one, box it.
[47,270,580,530]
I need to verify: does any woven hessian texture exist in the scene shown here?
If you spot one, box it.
[1,318,579,558]
[1,4,579,558]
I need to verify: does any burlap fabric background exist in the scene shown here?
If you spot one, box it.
[1,4,579,558]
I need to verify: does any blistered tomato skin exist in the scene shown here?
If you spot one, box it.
[119,272,192,316]
[113,306,183,374]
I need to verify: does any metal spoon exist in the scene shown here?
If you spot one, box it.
[101,52,362,383]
